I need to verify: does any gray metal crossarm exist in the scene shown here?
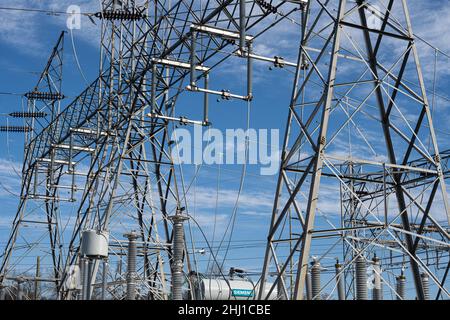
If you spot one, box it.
[151,58,210,72]
[190,24,254,42]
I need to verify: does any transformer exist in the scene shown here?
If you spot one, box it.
[195,278,278,300]
[80,230,109,258]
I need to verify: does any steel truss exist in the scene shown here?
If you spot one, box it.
[260,0,450,300]
[0,0,304,300]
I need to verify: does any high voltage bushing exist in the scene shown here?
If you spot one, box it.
[311,259,321,300]
[81,258,90,300]
[0,126,31,133]
[169,213,189,301]
[277,275,287,300]
[0,285,5,300]
[421,273,430,300]
[94,10,147,21]
[9,112,47,118]
[101,260,108,300]
[305,271,312,300]
[396,273,406,300]
[335,260,345,301]
[124,231,139,300]
[380,277,384,300]
[24,91,64,101]
[372,256,382,300]
[355,255,368,300]
[255,0,278,13]
[16,280,23,300]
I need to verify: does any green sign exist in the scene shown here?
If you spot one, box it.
[231,289,254,297]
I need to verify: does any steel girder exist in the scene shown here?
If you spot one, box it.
[260,0,450,300]
[0,0,300,300]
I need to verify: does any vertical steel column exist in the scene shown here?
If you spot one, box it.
[151,63,157,113]
[239,0,246,53]
[356,0,425,299]
[69,132,75,202]
[190,31,197,88]
[247,41,253,100]
[401,0,450,226]
[258,0,311,300]
[34,256,40,300]
[335,260,345,300]
[203,74,209,125]
[293,0,347,300]
[124,231,139,300]
[169,213,189,300]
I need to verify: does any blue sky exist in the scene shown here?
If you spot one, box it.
[0,0,449,299]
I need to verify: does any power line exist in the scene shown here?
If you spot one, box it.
[0,6,91,16]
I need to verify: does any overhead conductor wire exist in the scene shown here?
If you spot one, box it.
[216,97,252,269]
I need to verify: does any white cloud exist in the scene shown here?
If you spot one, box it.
[187,185,274,211]
[0,1,101,56]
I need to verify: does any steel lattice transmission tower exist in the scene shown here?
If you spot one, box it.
[260,0,450,300]
[0,31,66,293]
[0,0,303,300]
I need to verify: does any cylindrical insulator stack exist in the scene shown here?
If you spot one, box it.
[124,231,139,300]
[355,255,368,300]
[305,271,312,300]
[396,273,406,300]
[87,260,94,300]
[101,260,108,300]
[0,286,5,300]
[421,273,430,300]
[169,214,189,300]
[81,258,90,300]
[335,260,345,300]
[372,257,382,300]
[277,274,287,300]
[16,281,23,300]
[311,260,321,300]
[380,278,384,299]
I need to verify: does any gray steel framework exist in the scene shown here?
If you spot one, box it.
[0,0,448,301]
[260,0,450,300]
[0,0,304,300]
